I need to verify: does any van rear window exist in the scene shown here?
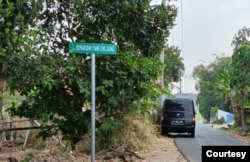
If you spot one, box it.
[164,99,193,111]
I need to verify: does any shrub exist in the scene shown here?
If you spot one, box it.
[213,117,226,124]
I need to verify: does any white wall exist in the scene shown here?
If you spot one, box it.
[217,109,234,123]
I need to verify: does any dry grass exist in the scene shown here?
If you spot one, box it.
[116,115,163,153]
[77,115,164,154]
[0,115,185,162]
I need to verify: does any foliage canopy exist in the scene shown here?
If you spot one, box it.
[1,0,178,149]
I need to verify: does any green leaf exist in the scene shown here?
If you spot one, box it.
[96,86,106,95]
[103,80,113,87]
[4,28,9,34]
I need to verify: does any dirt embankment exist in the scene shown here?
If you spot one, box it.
[0,136,187,162]
[1,127,250,162]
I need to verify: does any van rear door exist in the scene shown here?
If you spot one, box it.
[162,98,194,126]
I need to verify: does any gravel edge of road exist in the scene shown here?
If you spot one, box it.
[173,138,190,162]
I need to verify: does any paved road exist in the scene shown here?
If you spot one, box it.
[173,122,249,162]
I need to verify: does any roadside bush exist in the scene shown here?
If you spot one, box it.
[213,117,226,125]
[115,114,160,153]
[96,118,123,151]
[76,113,161,153]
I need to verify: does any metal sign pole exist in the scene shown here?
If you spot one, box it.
[68,42,117,162]
[91,54,96,162]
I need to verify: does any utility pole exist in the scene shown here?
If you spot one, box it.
[179,74,182,94]
[160,0,165,71]
[162,0,166,5]
[159,0,166,106]
[180,0,183,94]
[160,0,166,81]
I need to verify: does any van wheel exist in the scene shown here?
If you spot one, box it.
[161,127,168,136]
[190,129,195,138]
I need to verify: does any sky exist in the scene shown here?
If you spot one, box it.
[152,0,250,93]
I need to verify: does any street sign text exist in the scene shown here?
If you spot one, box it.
[69,42,117,55]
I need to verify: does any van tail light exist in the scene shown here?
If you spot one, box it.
[192,114,195,122]
[161,112,165,122]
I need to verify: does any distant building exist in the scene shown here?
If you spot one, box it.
[217,109,234,123]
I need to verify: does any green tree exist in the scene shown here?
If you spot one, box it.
[193,64,215,121]
[207,57,241,125]
[210,106,218,121]
[230,27,250,134]
[0,0,42,119]
[193,56,232,122]
[230,43,250,134]
[2,0,178,149]
[163,45,184,87]
[231,27,250,48]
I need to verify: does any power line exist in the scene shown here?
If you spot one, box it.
[181,0,184,57]
[180,0,184,94]
[171,29,175,46]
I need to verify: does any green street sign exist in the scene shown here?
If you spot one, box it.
[69,42,117,55]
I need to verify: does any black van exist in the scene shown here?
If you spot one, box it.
[161,98,196,137]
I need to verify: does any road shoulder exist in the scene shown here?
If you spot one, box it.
[143,136,187,162]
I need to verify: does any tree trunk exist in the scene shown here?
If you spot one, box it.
[71,142,76,151]
[232,105,241,127]
[231,96,242,127]
[241,108,248,136]
[0,83,3,120]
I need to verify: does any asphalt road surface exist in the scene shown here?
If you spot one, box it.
[173,122,249,162]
